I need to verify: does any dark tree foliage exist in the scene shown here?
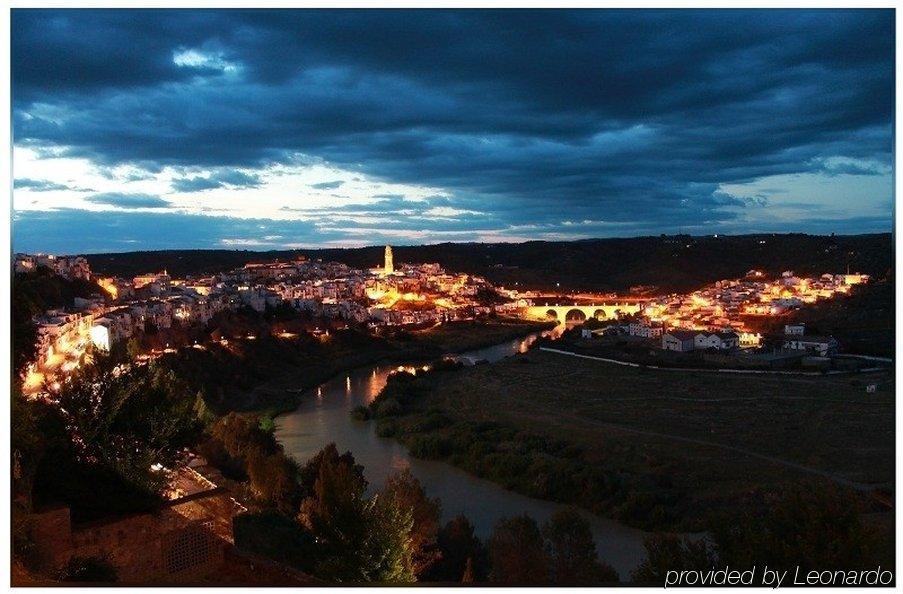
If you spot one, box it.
[57,555,118,583]
[298,443,366,497]
[12,391,43,498]
[247,451,301,515]
[488,514,550,584]
[20,389,162,523]
[154,309,395,413]
[542,508,619,584]
[53,353,201,494]
[373,404,670,530]
[233,511,317,572]
[24,353,202,522]
[263,301,304,323]
[297,445,414,583]
[473,286,507,306]
[631,534,717,585]
[713,483,882,573]
[427,515,489,583]
[205,413,302,512]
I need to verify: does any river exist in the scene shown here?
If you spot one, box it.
[274,329,649,578]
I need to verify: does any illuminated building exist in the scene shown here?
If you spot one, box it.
[384,245,394,275]
[15,253,92,280]
[90,323,111,351]
[96,277,119,300]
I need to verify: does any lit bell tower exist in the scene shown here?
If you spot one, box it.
[384,245,394,275]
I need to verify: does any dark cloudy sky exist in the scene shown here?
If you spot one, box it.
[11,9,894,253]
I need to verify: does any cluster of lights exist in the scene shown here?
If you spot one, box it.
[640,272,867,339]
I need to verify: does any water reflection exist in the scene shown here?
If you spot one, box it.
[274,327,648,577]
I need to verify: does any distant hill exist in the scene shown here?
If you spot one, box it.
[83,233,893,294]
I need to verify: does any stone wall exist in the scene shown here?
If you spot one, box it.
[28,489,239,584]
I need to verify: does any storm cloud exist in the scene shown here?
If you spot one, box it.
[85,192,170,209]
[170,170,262,192]
[11,9,894,251]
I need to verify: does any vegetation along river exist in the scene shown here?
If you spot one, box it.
[274,329,649,577]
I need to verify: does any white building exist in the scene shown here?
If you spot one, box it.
[694,331,740,351]
[661,330,698,352]
[738,331,763,348]
[15,253,91,280]
[90,323,111,351]
[628,322,664,339]
[784,323,806,336]
[783,335,838,356]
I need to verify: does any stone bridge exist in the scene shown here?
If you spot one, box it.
[521,302,642,322]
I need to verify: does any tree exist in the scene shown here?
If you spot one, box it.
[298,447,372,581]
[461,558,475,583]
[380,469,441,576]
[210,413,274,462]
[247,451,300,514]
[631,535,716,585]
[208,413,301,511]
[542,508,619,584]
[192,391,216,426]
[53,354,200,494]
[428,515,488,583]
[126,337,143,361]
[368,493,417,583]
[488,514,549,584]
[298,443,366,496]
[12,391,44,499]
[714,483,879,572]
[297,445,416,583]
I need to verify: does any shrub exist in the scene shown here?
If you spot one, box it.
[234,511,316,572]
[350,405,371,421]
[376,398,403,417]
[488,515,549,584]
[407,435,450,459]
[376,419,399,438]
[411,413,451,432]
[57,555,118,583]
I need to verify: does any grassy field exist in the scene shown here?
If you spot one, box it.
[372,349,894,532]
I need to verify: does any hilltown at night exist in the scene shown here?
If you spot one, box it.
[9,7,895,589]
[16,246,875,398]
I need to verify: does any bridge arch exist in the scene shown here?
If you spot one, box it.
[521,303,642,322]
[565,308,587,322]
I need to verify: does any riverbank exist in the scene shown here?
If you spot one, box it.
[243,318,555,418]
[364,348,895,536]
[272,333,651,579]
[391,317,558,360]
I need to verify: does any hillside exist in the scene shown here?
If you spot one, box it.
[746,276,895,357]
[82,233,892,294]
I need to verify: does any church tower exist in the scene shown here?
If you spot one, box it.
[384,245,394,275]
